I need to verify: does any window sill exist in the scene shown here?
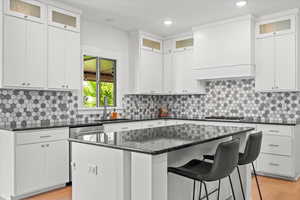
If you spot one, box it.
[78,107,123,115]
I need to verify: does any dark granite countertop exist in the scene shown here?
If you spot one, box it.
[0,116,298,131]
[69,124,254,155]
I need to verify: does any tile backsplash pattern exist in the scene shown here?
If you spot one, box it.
[1,79,300,126]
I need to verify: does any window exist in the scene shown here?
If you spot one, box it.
[83,55,116,108]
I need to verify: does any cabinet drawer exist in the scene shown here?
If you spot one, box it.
[257,124,293,137]
[104,122,142,132]
[261,135,292,156]
[257,153,294,177]
[16,128,69,145]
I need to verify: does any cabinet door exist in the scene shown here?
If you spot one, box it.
[255,37,275,91]
[163,53,174,94]
[3,15,26,87]
[26,20,46,88]
[4,0,46,23]
[65,31,81,90]
[139,50,163,93]
[48,6,80,32]
[48,26,66,89]
[275,34,296,90]
[44,140,69,188]
[15,143,45,195]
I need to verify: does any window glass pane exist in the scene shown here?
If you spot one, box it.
[176,38,193,49]
[99,59,116,107]
[259,19,291,34]
[52,10,77,27]
[83,56,97,108]
[143,38,161,50]
[10,0,41,18]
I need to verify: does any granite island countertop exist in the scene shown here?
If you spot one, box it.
[0,116,298,131]
[69,124,254,155]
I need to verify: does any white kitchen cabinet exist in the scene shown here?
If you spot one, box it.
[0,128,70,199]
[255,36,275,91]
[255,124,299,180]
[255,10,299,92]
[139,49,163,94]
[48,26,81,90]
[3,15,46,89]
[192,15,255,80]
[164,48,205,94]
[48,6,80,32]
[15,143,45,195]
[256,15,295,38]
[45,140,69,188]
[129,31,163,94]
[4,0,46,23]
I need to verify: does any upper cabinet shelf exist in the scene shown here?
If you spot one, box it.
[256,15,295,38]
[4,0,46,23]
[48,6,80,32]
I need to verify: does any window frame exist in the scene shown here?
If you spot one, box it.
[79,46,122,111]
[83,55,117,108]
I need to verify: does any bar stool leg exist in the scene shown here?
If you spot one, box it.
[198,181,202,200]
[193,180,196,200]
[217,180,221,200]
[228,175,236,200]
[237,166,246,200]
[252,163,263,200]
[203,182,210,200]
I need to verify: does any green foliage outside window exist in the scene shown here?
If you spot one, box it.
[83,81,115,107]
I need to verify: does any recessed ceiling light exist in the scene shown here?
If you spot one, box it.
[163,19,173,26]
[236,1,247,8]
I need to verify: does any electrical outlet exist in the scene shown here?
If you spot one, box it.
[88,164,98,175]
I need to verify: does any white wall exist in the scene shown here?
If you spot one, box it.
[80,19,131,110]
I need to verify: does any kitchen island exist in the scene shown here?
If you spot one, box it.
[70,124,254,200]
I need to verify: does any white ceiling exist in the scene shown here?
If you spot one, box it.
[59,0,300,37]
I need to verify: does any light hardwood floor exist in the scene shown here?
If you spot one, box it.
[24,176,300,200]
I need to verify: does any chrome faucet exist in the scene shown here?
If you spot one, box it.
[102,96,108,120]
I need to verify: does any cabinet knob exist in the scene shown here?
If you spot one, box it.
[62,85,65,88]
[27,83,30,86]
[66,85,69,89]
[24,15,28,19]
[22,83,26,86]
[64,25,67,28]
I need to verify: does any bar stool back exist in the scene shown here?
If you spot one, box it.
[168,139,240,200]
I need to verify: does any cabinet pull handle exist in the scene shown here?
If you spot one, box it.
[122,127,129,130]
[269,162,280,167]
[41,144,45,148]
[269,130,279,133]
[24,15,28,19]
[40,135,51,138]
[64,25,67,28]
[269,144,279,147]
[46,144,50,147]
[22,83,26,86]
[27,83,30,86]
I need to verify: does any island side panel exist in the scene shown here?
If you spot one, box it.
[71,143,131,200]
[131,152,168,200]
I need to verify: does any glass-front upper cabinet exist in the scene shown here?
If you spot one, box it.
[48,6,80,32]
[141,36,162,53]
[4,0,46,23]
[256,16,295,38]
[174,36,194,52]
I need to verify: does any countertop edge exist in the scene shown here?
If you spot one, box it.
[69,127,255,155]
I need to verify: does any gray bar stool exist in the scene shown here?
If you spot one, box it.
[168,139,240,200]
[204,131,263,200]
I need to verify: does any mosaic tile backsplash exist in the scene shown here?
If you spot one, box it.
[124,79,300,121]
[0,79,300,126]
